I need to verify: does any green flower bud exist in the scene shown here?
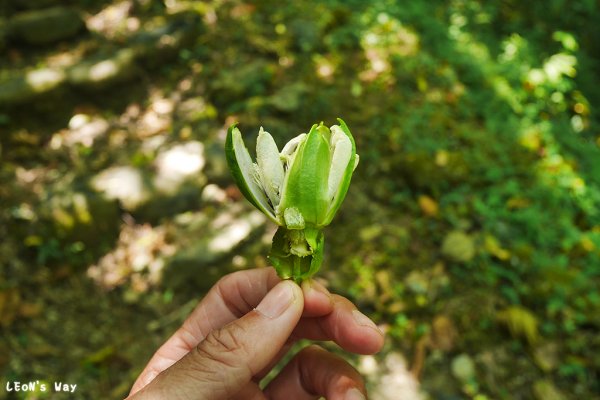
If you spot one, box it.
[225,118,359,281]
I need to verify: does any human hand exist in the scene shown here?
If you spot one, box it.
[127,267,384,399]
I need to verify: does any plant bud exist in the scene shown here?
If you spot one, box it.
[225,118,359,281]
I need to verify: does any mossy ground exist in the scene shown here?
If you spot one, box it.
[1,1,599,399]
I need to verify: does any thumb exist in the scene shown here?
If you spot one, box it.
[131,280,303,400]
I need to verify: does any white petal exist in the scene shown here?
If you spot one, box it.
[257,127,285,206]
[329,125,346,147]
[280,133,307,162]
[327,127,352,200]
[231,128,276,220]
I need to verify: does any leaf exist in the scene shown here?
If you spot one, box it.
[418,195,439,217]
[497,306,540,345]
[484,234,511,260]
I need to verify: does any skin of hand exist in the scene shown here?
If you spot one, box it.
[127,267,384,400]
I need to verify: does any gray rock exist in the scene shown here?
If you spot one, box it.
[0,68,66,105]
[8,7,84,45]
[365,353,424,400]
[451,354,475,383]
[128,11,202,67]
[170,204,266,266]
[68,48,137,88]
[91,165,149,212]
[162,204,266,290]
[441,230,475,263]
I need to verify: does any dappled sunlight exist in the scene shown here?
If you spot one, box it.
[88,222,175,292]
[92,166,148,209]
[52,114,110,148]
[359,12,419,82]
[444,1,597,230]
[24,68,66,93]
[359,353,423,400]
[89,59,120,81]
[2,0,599,398]
[85,0,140,39]
[134,94,176,137]
[313,54,335,81]
[70,48,136,84]
[154,141,205,193]
[208,210,265,253]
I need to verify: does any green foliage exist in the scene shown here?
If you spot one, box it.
[1,0,599,398]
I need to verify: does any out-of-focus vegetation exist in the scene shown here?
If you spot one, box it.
[1,0,599,399]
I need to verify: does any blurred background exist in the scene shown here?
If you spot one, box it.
[1,0,599,399]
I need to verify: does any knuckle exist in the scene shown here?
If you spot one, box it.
[213,274,234,293]
[297,344,325,360]
[178,323,253,398]
[194,322,249,370]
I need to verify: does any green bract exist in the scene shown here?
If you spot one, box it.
[225,118,359,282]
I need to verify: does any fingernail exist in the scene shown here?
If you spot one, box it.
[256,281,296,318]
[345,387,366,400]
[303,280,332,304]
[352,309,383,335]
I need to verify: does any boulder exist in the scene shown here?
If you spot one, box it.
[128,11,201,67]
[8,7,84,45]
[162,204,266,290]
[0,68,66,105]
[169,204,266,266]
[67,48,137,88]
[91,166,149,212]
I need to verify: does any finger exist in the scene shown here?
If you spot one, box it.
[229,381,266,400]
[256,293,385,383]
[130,269,335,395]
[250,280,334,382]
[264,345,367,400]
[129,267,281,395]
[252,341,293,382]
[301,279,334,317]
[129,281,304,400]
[292,295,384,355]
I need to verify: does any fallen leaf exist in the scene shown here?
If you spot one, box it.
[418,195,438,217]
[484,234,511,260]
[497,306,540,345]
